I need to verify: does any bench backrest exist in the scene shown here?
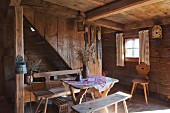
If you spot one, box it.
[33,69,82,90]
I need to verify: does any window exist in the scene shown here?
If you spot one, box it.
[125,38,139,58]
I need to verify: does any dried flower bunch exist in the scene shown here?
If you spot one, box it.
[25,53,42,72]
[27,59,42,71]
[76,43,95,65]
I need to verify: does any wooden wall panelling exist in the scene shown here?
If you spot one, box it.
[68,19,80,69]
[3,8,15,100]
[45,14,58,51]
[102,24,170,100]
[23,18,58,72]
[64,18,75,68]
[23,8,34,25]
[57,17,70,67]
[0,25,4,96]
[74,22,85,69]
[34,12,45,36]
[24,8,102,75]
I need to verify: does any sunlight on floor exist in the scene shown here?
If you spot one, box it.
[132,109,170,113]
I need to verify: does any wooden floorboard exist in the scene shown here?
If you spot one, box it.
[0,97,13,113]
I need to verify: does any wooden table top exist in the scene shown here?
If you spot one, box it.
[62,76,119,90]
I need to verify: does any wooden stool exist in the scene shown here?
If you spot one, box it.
[131,78,149,104]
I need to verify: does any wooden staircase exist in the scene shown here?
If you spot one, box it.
[24,17,71,71]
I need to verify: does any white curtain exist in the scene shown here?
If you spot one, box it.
[139,30,150,65]
[116,33,124,66]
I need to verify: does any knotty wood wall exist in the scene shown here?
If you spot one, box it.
[0,25,4,96]
[0,0,10,98]
[102,25,170,100]
[23,8,102,75]
[24,22,57,72]
[3,8,15,99]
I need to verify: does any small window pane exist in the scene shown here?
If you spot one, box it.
[125,38,139,58]
[133,49,139,57]
[125,49,133,58]
[134,39,139,48]
[125,39,133,48]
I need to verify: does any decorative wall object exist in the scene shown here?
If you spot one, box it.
[77,22,84,32]
[76,11,85,32]
[84,25,89,48]
[152,25,162,38]
[96,27,102,66]
[90,26,96,64]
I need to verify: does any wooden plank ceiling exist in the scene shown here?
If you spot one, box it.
[44,0,114,12]
[24,0,170,31]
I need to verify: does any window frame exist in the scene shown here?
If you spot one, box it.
[124,38,139,62]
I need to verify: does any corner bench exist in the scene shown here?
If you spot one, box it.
[32,69,82,113]
[71,91,132,113]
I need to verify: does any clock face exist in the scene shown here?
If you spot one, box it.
[152,25,162,38]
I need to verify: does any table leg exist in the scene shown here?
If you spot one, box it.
[96,83,114,98]
[115,103,117,113]
[123,100,128,113]
[69,86,88,105]
[43,98,49,113]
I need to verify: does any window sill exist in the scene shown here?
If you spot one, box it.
[125,58,138,62]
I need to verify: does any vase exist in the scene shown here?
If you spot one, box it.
[25,75,33,84]
[82,64,90,78]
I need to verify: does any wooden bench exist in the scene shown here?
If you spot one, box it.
[71,91,132,113]
[32,69,82,113]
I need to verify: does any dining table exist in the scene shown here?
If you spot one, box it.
[61,75,119,105]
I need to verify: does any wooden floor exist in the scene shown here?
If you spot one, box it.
[0,97,14,113]
[1,86,170,113]
[24,85,170,113]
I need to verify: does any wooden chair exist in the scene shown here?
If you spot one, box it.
[31,69,82,113]
[130,62,150,104]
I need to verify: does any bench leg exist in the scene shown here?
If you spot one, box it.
[115,103,117,113]
[123,100,128,113]
[34,97,43,113]
[43,98,49,113]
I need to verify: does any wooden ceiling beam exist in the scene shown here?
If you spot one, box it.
[102,27,116,34]
[86,0,164,21]
[125,16,170,30]
[91,19,125,31]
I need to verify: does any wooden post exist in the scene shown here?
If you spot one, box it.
[15,6,24,113]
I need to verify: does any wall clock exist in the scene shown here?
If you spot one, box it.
[152,25,162,38]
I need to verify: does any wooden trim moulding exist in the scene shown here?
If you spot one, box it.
[125,16,170,30]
